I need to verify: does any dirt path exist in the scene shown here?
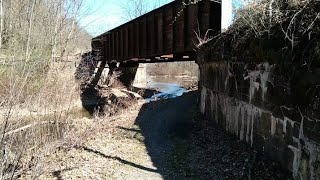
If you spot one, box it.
[24,91,292,179]
[132,90,198,178]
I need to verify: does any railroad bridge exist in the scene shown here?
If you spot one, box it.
[85,1,320,178]
[90,0,228,86]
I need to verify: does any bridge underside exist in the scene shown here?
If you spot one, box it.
[92,0,221,64]
[90,0,221,86]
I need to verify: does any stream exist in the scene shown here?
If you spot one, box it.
[144,76,197,101]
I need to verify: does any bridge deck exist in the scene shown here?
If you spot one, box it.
[92,0,221,64]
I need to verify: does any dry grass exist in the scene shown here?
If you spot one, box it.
[0,59,83,179]
[0,54,144,178]
[18,101,161,179]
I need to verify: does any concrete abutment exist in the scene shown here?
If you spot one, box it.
[103,62,146,88]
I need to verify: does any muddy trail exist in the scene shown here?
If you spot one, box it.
[27,91,292,179]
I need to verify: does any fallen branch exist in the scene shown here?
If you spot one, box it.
[4,121,56,137]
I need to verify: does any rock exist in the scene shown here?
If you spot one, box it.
[120,89,143,100]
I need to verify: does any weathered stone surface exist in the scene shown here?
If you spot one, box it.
[198,61,320,180]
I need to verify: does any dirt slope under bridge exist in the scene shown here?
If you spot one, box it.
[22,91,292,179]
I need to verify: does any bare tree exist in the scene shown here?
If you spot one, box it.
[0,0,3,48]
[51,0,63,62]
[60,0,83,58]
[120,0,172,21]
[0,0,92,178]
[25,0,37,62]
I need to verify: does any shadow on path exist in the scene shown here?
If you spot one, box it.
[133,91,199,178]
[131,91,293,179]
[117,126,142,133]
[81,146,159,173]
[52,167,78,180]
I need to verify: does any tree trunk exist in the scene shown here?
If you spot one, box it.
[60,0,83,60]
[60,18,75,59]
[0,0,3,49]
[51,1,62,62]
[25,0,37,62]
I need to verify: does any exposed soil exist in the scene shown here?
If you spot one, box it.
[22,91,292,179]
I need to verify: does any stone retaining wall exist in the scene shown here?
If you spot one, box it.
[198,60,320,180]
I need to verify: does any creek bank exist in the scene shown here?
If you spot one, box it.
[80,75,197,115]
[80,84,144,115]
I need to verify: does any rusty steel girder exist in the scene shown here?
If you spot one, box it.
[92,0,221,63]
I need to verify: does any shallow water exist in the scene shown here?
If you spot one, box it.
[144,76,196,101]
[147,82,187,101]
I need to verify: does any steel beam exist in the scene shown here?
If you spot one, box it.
[92,0,221,63]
